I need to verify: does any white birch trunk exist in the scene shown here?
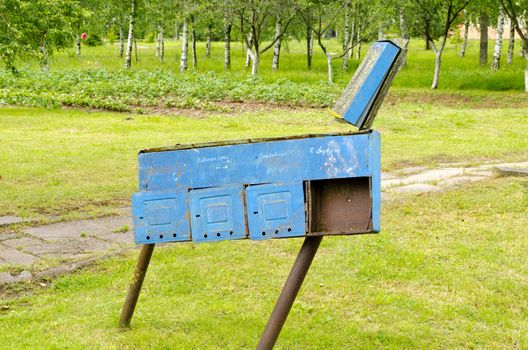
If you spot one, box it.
[39,40,49,71]
[342,0,350,71]
[156,26,164,62]
[180,20,188,72]
[355,29,361,60]
[525,54,528,93]
[431,39,446,89]
[378,21,384,40]
[399,6,409,66]
[76,36,81,56]
[272,17,282,71]
[191,16,197,68]
[224,22,231,70]
[206,28,211,58]
[348,19,355,59]
[248,49,259,76]
[306,26,313,69]
[507,26,515,64]
[491,10,504,71]
[460,11,469,57]
[124,0,136,69]
[245,32,253,68]
[119,25,124,58]
[326,54,333,84]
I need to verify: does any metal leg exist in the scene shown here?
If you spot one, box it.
[257,236,323,350]
[119,244,155,327]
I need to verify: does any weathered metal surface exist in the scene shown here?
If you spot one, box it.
[246,182,306,240]
[132,132,381,244]
[119,244,155,328]
[256,236,323,350]
[308,177,372,235]
[189,185,246,242]
[333,40,401,129]
[138,132,374,191]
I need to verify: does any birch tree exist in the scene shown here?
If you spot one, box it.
[507,22,515,64]
[491,6,505,70]
[499,0,528,92]
[459,10,469,56]
[234,0,296,77]
[124,0,137,69]
[300,0,359,84]
[410,0,471,89]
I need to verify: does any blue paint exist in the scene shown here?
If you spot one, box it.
[338,41,400,127]
[246,182,306,240]
[132,132,381,244]
[139,134,372,192]
[189,185,246,242]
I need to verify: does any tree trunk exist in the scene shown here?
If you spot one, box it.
[355,29,361,60]
[326,54,333,84]
[119,25,124,58]
[479,13,489,65]
[521,38,526,58]
[76,36,81,56]
[249,50,259,77]
[306,26,313,69]
[134,38,138,63]
[156,26,164,62]
[342,0,350,71]
[525,53,528,93]
[124,0,136,69]
[460,11,469,57]
[191,15,197,68]
[348,19,355,59]
[180,20,188,72]
[39,39,49,72]
[224,22,231,70]
[491,10,504,71]
[399,6,409,66]
[431,39,446,89]
[507,26,515,64]
[272,16,282,70]
[246,33,253,68]
[175,21,179,40]
[206,27,211,58]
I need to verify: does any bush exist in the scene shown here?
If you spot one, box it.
[107,30,116,45]
[84,34,103,47]
[144,32,156,43]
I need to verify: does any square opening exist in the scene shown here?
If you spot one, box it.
[307,177,372,235]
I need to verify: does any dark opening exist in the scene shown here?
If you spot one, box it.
[308,177,372,234]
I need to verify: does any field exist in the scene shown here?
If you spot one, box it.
[0,37,527,349]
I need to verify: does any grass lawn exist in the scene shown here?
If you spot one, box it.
[1,176,526,348]
[0,99,527,221]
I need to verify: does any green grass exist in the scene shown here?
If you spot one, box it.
[1,39,526,112]
[0,102,526,221]
[1,176,527,349]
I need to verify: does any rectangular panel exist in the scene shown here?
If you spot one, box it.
[333,41,401,128]
[246,182,306,240]
[189,185,246,242]
[138,132,377,192]
[132,190,190,244]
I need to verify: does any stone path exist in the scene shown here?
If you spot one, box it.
[1,161,527,284]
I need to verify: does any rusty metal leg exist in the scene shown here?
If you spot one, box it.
[257,236,323,350]
[119,244,155,328]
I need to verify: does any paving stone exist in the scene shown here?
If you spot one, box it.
[16,270,33,282]
[2,237,43,250]
[436,176,488,188]
[0,232,19,242]
[0,216,23,226]
[0,272,16,284]
[389,184,440,194]
[21,237,113,259]
[0,244,38,265]
[24,216,133,243]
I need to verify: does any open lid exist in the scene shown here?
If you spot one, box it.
[333,40,402,130]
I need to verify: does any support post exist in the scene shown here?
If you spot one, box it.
[257,236,323,350]
[119,244,155,327]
